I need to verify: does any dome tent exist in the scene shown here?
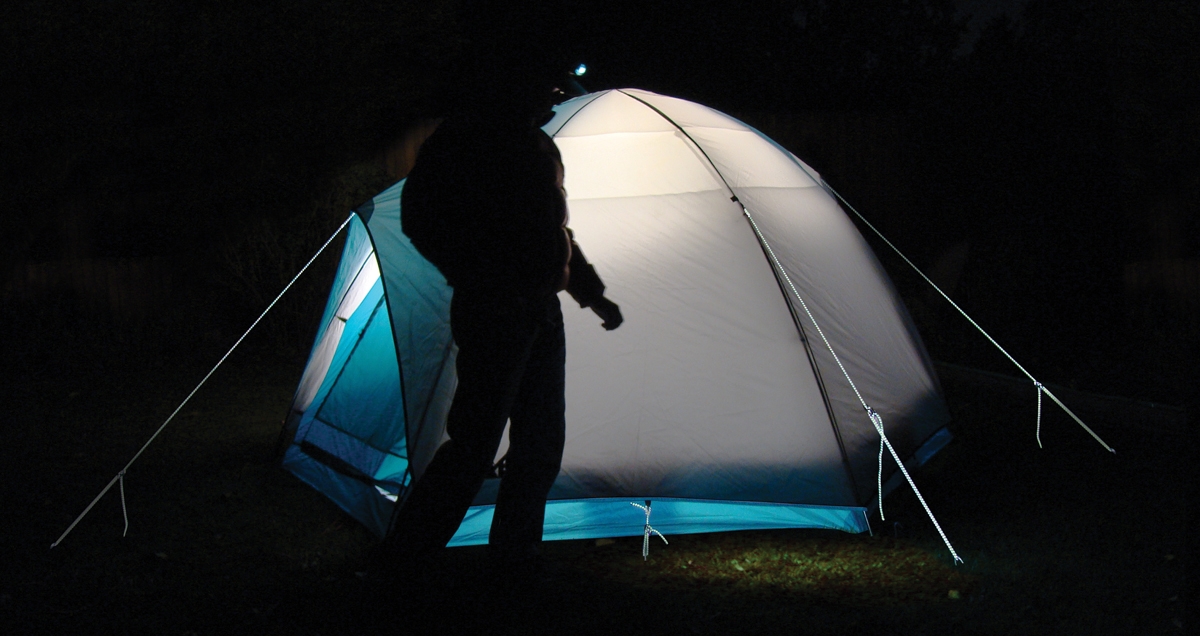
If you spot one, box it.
[279,89,953,546]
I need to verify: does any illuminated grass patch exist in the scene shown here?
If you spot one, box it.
[556,528,977,606]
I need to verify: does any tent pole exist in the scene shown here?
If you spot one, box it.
[616,90,961,561]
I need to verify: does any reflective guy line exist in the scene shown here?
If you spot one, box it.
[631,501,668,561]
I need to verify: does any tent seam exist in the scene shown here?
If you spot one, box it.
[354,208,419,520]
[613,89,863,503]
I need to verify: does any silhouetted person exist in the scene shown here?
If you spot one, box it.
[381,74,622,574]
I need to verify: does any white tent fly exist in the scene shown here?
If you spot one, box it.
[278,89,953,547]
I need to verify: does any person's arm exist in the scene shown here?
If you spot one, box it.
[565,231,623,330]
[562,232,599,303]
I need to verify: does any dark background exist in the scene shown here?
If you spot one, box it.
[2,0,1196,405]
[0,3,1194,633]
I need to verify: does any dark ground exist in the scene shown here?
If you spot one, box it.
[0,332,1189,635]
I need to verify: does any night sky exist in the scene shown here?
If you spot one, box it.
[2,0,1196,404]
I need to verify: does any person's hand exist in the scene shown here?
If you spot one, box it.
[589,296,623,330]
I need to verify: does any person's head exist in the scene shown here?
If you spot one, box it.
[459,2,578,122]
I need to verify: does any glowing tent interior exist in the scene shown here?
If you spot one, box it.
[279,89,953,546]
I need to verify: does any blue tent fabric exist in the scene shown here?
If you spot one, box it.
[281,90,952,544]
[282,183,456,538]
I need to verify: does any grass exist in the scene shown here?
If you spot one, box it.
[0,347,1189,635]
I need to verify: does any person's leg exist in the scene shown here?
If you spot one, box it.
[382,293,540,563]
[488,296,566,558]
